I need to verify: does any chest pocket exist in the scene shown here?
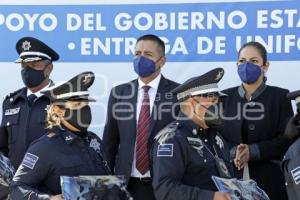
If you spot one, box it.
[57,156,86,176]
[3,113,20,144]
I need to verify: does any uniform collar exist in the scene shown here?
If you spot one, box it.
[10,80,53,104]
[138,73,161,90]
[176,112,204,136]
[61,129,80,144]
[27,80,53,98]
[238,82,267,100]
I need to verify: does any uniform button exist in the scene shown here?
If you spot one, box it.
[192,129,197,135]
[10,98,13,102]
[285,182,288,186]
[6,122,10,126]
[204,139,208,143]
[204,159,207,163]
[248,124,255,131]
[176,122,179,126]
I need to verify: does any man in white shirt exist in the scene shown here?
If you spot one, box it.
[102,34,179,200]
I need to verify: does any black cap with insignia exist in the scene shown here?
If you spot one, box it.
[41,72,95,102]
[287,90,300,111]
[15,37,59,63]
[171,68,226,101]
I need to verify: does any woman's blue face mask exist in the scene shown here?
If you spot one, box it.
[237,62,262,84]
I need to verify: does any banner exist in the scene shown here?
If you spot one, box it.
[0,1,300,62]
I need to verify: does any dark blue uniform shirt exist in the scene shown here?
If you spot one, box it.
[151,112,232,200]
[10,128,109,199]
[0,87,50,169]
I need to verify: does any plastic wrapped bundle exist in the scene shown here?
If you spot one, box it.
[61,175,132,200]
[0,152,15,199]
[212,176,270,200]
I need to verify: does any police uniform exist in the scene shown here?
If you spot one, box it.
[151,68,233,200]
[0,37,59,169]
[10,72,110,199]
[282,90,300,200]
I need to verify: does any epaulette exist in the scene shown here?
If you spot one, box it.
[3,88,24,101]
[154,121,178,144]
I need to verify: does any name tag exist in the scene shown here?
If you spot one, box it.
[4,107,20,116]
[22,153,39,170]
[157,144,173,157]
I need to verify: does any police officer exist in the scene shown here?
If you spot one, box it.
[282,90,300,200]
[10,72,111,199]
[0,37,58,169]
[151,68,232,200]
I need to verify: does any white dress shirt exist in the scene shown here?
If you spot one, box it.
[130,74,162,178]
[27,81,52,98]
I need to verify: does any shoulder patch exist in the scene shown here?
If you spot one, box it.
[22,153,39,170]
[291,166,300,185]
[155,121,178,144]
[157,144,173,157]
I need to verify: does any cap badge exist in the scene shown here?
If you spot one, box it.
[22,40,31,51]
[83,74,93,85]
[215,70,223,81]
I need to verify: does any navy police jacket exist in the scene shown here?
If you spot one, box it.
[10,128,109,199]
[0,87,50,169]
[282,137,300,200]
[151,112,232,200]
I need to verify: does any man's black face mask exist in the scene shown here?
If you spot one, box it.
[21,65,47,88]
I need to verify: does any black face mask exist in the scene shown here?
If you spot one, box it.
[203,104,223,128]
[193,98,223,128]
[21,66,47,88]
[64,105,92,133]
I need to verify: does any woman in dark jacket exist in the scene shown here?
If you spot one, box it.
[221,41,293,200]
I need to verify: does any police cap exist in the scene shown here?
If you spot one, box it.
[41,72,95,102]
[171,68,226,101]
[15,37,59,63]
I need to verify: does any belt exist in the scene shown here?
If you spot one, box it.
[129,177,152,184]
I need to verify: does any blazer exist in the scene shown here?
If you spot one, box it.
[102,75,179,180]
[221,84,293,200]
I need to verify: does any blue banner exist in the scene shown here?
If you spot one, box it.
[0,1,300,62]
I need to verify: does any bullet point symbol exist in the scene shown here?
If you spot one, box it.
[68,42,75,50]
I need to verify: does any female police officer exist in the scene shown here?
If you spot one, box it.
[151,68,232,200]
[10,72,111,199]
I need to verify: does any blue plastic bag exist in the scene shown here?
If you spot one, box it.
[212,176,270,200]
